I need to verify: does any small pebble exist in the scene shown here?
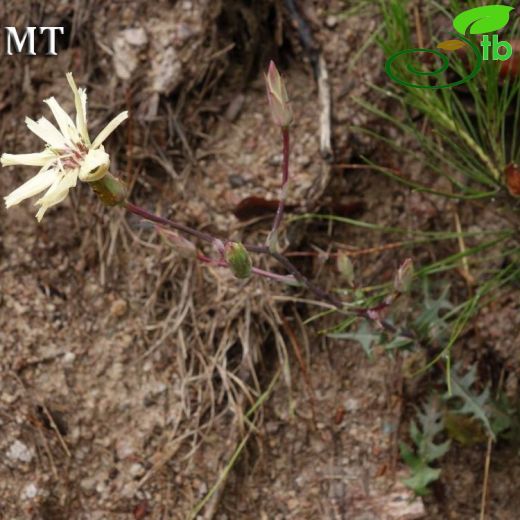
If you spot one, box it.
[63,352,76,365]
[1,392,18,404]
[129,462,146,478]
[268,154,283,166]
[21,483,38,500]
[325,15,338,29]
[110,299,128,318]
[80,477,97,492]
[7,440,33,463]
[229,174,246,188]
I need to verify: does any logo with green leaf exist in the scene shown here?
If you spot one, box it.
[386,4,514,89]
[452,5,512,35]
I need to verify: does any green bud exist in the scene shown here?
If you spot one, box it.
[394,258,414,293]
[337,251,355,287]
[224,242,252,279]
[89,173,127,206]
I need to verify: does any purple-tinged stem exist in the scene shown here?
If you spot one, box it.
[125,200,421,336]
[270,127,290,240]
[124,200,343,308]
[125,201,217,245]
[197,251,297,285]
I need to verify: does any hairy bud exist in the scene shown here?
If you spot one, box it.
[224,242,252,279]
[394,258,414,294]
[265,61,293,128]
[337,251,355,287]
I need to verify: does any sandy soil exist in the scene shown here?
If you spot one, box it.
[1,1,519,519]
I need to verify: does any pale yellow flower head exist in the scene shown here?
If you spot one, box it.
[1,73,128,221]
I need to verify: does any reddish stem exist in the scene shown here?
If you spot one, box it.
[270,127,290,238]
[198,251,297,284]
[124,200,342,307]
[125,201,217,245]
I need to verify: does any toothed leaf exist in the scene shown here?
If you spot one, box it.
[444,364,494,440]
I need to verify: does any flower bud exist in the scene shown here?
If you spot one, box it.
[156,226,197,258]
[337,251,355,287]
[265,61,293,128]
[394,258,414,293]
[224,242,252,279]
[89,173,127,206]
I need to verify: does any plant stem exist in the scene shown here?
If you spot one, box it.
[269,249,343,308]
[251,267,298,285]
[125,201,217,245]
[269,127,290,241]
[197,251,297,285]
[124,201,343,308]
[125,200,424,342]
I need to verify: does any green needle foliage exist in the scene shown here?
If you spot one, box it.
[322,0,520,499]
[359,0,520,197]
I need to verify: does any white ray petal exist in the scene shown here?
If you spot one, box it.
[78,147,110,182]
[79,89,88,134]
[35,189,69,222]
[66,73,90,145]
[1,150,56,167]
[92,111,128,149]
[44,96,80,143]
[34,169,79,221]
[4,167,57,208]
[25,117,67,148]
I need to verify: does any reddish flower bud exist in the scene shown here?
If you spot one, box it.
[265,61,292,128]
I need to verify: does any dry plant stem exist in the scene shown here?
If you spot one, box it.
[270,127,290,239]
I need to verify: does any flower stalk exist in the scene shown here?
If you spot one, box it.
[268,127,290,251]
[1,68,422,344]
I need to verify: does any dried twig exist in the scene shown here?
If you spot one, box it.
[284,0,332,159]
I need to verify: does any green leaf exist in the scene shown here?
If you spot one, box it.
[401,398,451,496]
[444,364,495,440]
[385,335,415,350]
[414,281,453,341]
[425,438,451,462]
[453,5,513,35]
[400,442,419,469]
[328,321,379,357]
[402,466,441,496]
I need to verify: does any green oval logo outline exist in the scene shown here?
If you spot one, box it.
[385,35,482,89]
